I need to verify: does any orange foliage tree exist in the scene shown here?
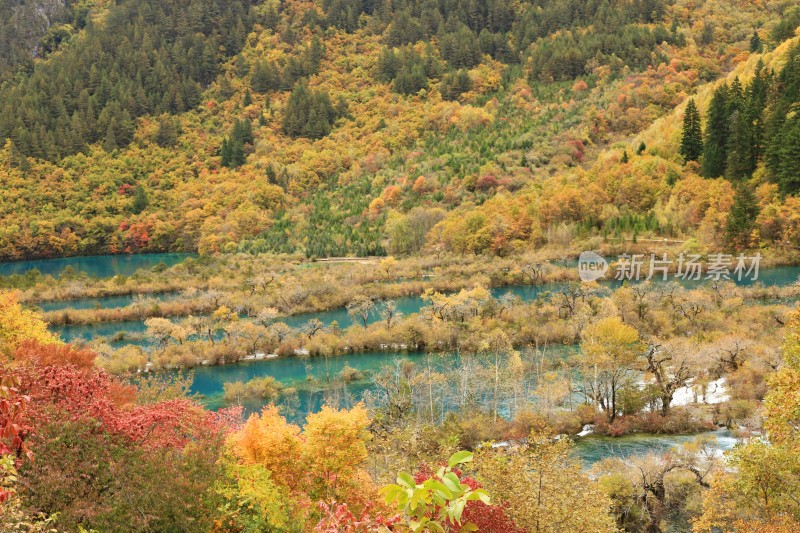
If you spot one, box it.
[226,403,377,523]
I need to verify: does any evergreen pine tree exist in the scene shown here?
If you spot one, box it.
[394,62,428,95]
[700,23,714,45]
[747,63,769,167]
[764,101,785,180]
[132,185,148,214]
[250,61,270,93]
[335,95,350,119]
[703,85,730,177]
[282,82,311,137]
[154,116,178,147]
[750,31,762,53]
[776,117,800,195]
[728,77,745,113]
[377,48,400,82]
[220,138,231,167]
[103,122,117,152]
[281,81,335,138]
[726,182,759,248]
[726,110,752,180]
[680,98,703,162]
[230,139,245,167]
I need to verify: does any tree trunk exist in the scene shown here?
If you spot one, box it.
[660,394,672,416]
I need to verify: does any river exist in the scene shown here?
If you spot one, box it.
[4,253,781,464]
[50,265,800,344]
[183,349,739,464]
[0,253,195,278]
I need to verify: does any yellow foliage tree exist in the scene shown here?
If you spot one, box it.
[764,308,800,449]
[694,308,800,531]
[0,291,61,356]
[579,316,641,422]
[303,404,372,503]
[227,405,303,491]
[477,431,617,533]
[226,403,376,524]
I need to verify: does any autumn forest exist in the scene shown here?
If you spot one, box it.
[2,0,800,531]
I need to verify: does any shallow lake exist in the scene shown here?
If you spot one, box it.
[34,253,769,465]
[50,265,800,344]
[182,349,737,465]
[36,291,179,312]
[573,429,738,464]
[54,319,149,345]
[0,252,194,278]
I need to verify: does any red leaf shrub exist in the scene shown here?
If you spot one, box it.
[0,372,32,460]
[15,363,239,449]
[314,501,400,532]
[15,340,96,369]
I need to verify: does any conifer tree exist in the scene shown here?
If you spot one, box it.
[726,110,752,180]
[220,138,232,167]
[726,182,759,248]
[0,0,252,160]
[394,62,428,95]
[747,63,769,166]
[703,85,730,177]
[154,117,178,147]
[282,82,311,137]
[103,122,117,152]
[229,139,246,167]
[750,31,762,53]
[728,77,745,114]
[132,185,148,214]
[440,69,472,100]
[680,99,703,162]
[776,117,800,195]
[282,81,337,138]
[250,61,271,93]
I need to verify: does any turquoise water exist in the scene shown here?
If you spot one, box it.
[736,265,800,286]
[600,264,800,289]
[573,429,738,464]
[0,253,194,278]
[187,348,581,423]
[26,249,766,465]
[184,350,736,464]
[282,287,559,330]
[287,265,800,331]
[48,266,800,345]
[189,350,435,414]
[54,285,560,342]
[53,319,149,345]
[37,291,179,312]
[282,295,430,330]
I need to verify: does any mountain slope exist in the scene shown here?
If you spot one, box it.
[0,0,798,260]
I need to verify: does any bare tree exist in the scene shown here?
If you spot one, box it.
[347,295,376,328]
[641,339,695,415]
[301,318,324,339]
[379,299,402,329]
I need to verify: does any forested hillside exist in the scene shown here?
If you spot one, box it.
[5,3,800,530]
[0,0,799,260]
